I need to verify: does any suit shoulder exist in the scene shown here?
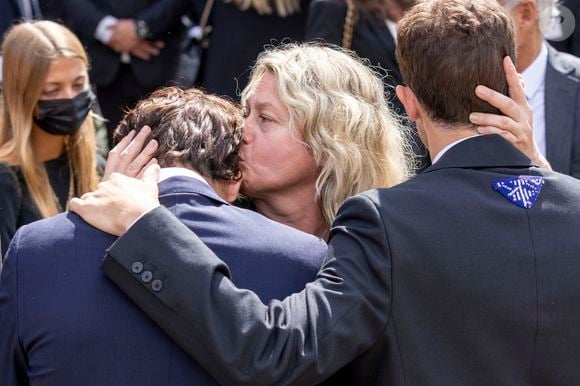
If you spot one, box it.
[17,211,113,246]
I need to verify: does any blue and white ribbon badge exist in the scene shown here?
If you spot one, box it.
[492,176,545,209]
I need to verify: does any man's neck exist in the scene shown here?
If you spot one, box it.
[426,124,479,162]
[516,31,543,73]
[253,188,327,240]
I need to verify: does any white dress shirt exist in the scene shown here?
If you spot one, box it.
[431,135,481,164]
[522,43,548,157]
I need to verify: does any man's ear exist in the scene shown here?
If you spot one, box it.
[396,85,421,121]
[514,0,538,28]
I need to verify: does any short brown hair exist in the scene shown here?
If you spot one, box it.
[396,0,516,126]
[115,87,243,181]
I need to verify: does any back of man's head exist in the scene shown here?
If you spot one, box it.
[396,0,516,127]
[115,87,243,182]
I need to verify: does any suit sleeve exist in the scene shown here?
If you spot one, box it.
[102,194,392,385]
[135,0,192,38]
[304,0,346,46]
[0,230,29,386]
[62,0,108,39]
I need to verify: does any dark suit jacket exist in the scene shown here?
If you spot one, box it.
[545,45,580,178]
[198,0,309,99]
[102,136,580,385]
[0,176,326,385]
[0,0,21,40]
[305,0,401,112]
[63,0,190,87]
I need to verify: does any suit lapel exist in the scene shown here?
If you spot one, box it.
[545,46,579,174]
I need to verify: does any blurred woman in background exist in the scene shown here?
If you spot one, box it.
[0,20,100,256]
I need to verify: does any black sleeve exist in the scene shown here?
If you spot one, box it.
[0,165,20,259]
[61,0,108,40]
[135,0,193,38]
[102,193,392,385]
[304,0,346,46]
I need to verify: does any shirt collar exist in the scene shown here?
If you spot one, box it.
[159,167,210,186]
[521,43,548,100]
[431,134,481,164]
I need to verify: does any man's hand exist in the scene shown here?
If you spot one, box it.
[107,19,139,52]
[69,164,161,236]
[130,40,164,61]
[103,125,158,180]
[470,56,551,170]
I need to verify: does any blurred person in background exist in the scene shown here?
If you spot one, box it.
[197,0,310,99]
[495,0,580,178]
[63,0,191,147]
[0,21,100,258]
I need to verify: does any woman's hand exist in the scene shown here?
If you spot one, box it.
[470,56,551,170]
[103,125,159,180]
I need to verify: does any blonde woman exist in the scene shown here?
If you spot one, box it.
[237,44,412,239]
[0,21,100,256]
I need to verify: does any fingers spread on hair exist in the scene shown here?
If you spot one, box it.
[126,140,158,178]
[475,85,523,123]
[117,125,152,175]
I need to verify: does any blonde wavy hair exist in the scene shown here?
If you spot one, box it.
[241,43,413,227]
[0,21,98,218]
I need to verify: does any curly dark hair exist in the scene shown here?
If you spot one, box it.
[115,87,243,181]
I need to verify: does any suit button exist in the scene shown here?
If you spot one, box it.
[141,271,153,283]
[151,279,163,292]
[131,262,144,274]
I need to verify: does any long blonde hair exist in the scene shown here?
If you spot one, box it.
[0,21,98,218]
[242,43,414,227]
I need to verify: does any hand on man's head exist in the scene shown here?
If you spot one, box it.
[470,56,551,170]
[104,125,159,180]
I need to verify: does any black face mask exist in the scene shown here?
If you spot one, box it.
[34,90,95,136]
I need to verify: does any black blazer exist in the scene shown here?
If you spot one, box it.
[305,0,401,112]
[198,0,310,99]
[64,0,190,87]
[102,135,580,385]
[0,0,21,39]
[544,45,580,178]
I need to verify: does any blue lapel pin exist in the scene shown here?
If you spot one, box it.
[492,176,545,209]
